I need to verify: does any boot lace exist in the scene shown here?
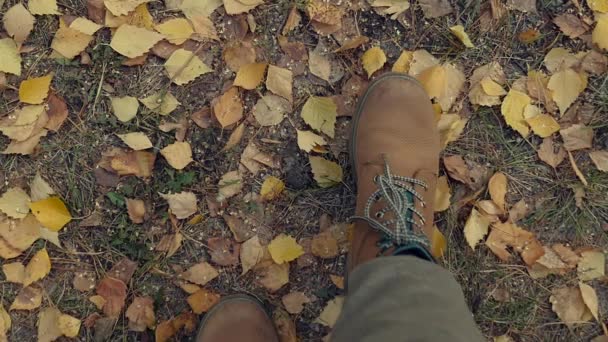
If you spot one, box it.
[351,158,430,251]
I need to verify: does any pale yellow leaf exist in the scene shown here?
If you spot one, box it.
[104,0,150,16]
[450,25,475,48]
[301,96,337,138]
[18,74,52,104]
[39,227,61,248]
[0,187,30,219]
[434,176,451,212]
[0,303,10,340]
[315,297,344,328]
[430,225,447,259]
[268,234,304,264]
[221,122,245,152]
[180,0,223,19]
[464,208,490,250]
[29,0,60,14]
[309,156,343,188]
[488,172,507,210]
[213,87,243,127]
[37,307,63,342]
[164,48,212,85]
[111,96,139,122]
[241,235,264,275]
[30,197,72,231]
[189,14,219,40]
[437,63,466,112]
[110,24,164,58]
[160,141,193,170]
[309,49,331,81]
[437,113,467,148]
[361,46,387,78]
[579,282,599,321]
[3,3,35,44]
[30,172,55,201]
[548,68,586,115]
[223,0,264,15]
[578,250,605,281]
[526,113,560,138]
[560,124,593,151]
[23,248,51,287]
[140,91,180,115]
[0,215,42,259]
[501,89,531,137]
[160,191,197,219]
[392,50,413,73]
[480,77,506,96]
[217,170,242,201]
[117,132,153,150]
[588,0,608,12]
[544,47,580,73]
[266,65,293,102]
[417,65,445,99]
[180,261,219,285]
[234,62,267,90]
[253,94,290,126]
[589,151,608,172]
[371,0,410,19]
[155,18,193,45]
[296,130,327,152]
[260,176,285,201]
[51,26,94,59]
[58,314,81,338]
[550,286,593,327]
[2,262,25,284]
[408,49,439,77]
[0,38,22,76]
[69,17,102,35]
[592,13,608,51]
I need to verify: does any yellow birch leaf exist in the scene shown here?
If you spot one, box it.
[301,96,337,138]
[104,0,150,16]
[267,234,304,264]
[296,130,327,152]
[578,250,605,281]
[430,225,447,259]
[110,24,164,58]
[464,208,490,250]
[10,286,42,311]
[501,90,530,137]
[19,74,52,104]
[23,248,51,287]
[223,0,264,15]
[417,65,445,99]
[589,151,608,172]
[4,3,35,44]
[233,63,268,90]
[0,187,30,219]
[592,13,608,51]
[0,38,22,76]
[160,141,193,170]
[29,0,60,14]
[58,314,81,337]
[260,176,285,201]
[160,191,197,219]
[437,113,467,148]
[180,0,223,18]
[579,282,599,321]
[362,46,387,78]
[50,26,94,59]
[434,176,451,212]
[38,307,62,342]
[111,96,139,122]
[69,17,103,35]
[315,297,344,328]
[309,156,343,188]
[266,65,293,102]
[547,68,586,115]
[488,172,507,210]
[392,50,413,73]
[29,197,72,231]
[588,0,608,11]
[165,49,212,85]
[0,215,42,259]
[526,113,560,138]
[117,132,153,150]
[2,262,25,284]
[140,91,180,115]
[0,303,10,339]
[155,18,193,45]
[480,77,506,96]
[221,122,245,151]
[450,25,475,48]
[30,173,55,202]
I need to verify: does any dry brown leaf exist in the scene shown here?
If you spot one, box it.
[418,0,453,18]
[486,222,545,265]
[3,4,35,45]
[560,124,593,151]
[180,262,219,286]
[255,261,289,292]
[274,308,297,342]
[553,13,589,38]
[253,94,291,126]
[233,62,267,90]
[160,141,193,170]
[96,276,127,318]
[126,198,145,224]
[160,191,197,219]
[538,137,566,168]
[187,288,220,314]
[208,237,240,266]
[126,296,155,332]
[221,122,245,152]
[223,41,256,72]
[109,150,156,178]
[10,286,42,311]
[581,51,608,75]
[589,151,608,172]
[550,286,592,327]
[73,272,96,292]
[282,6,301,35]
[488,172,507,210]
[330,274,344,289]
[223,214,254,242]
[214,87,243,128]
[217,170,243,201]
[0,215,42,258]
[241,235,264,274]
[508,199,529,223]
[311,231,339,258]
[266,65,293,103]
[309,49,332,81]
[443,155,469,183]
[155,233,183,258]
[282,291,311,314]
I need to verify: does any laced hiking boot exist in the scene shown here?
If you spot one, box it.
[196,295,279,342]
[348,73,441,273]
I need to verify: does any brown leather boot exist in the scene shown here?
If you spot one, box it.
[348,73,440,273]
[196,295,279,342]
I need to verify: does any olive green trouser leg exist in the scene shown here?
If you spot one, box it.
[331,256,485,342]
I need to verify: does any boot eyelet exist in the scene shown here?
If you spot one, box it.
[375,212,384,219]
